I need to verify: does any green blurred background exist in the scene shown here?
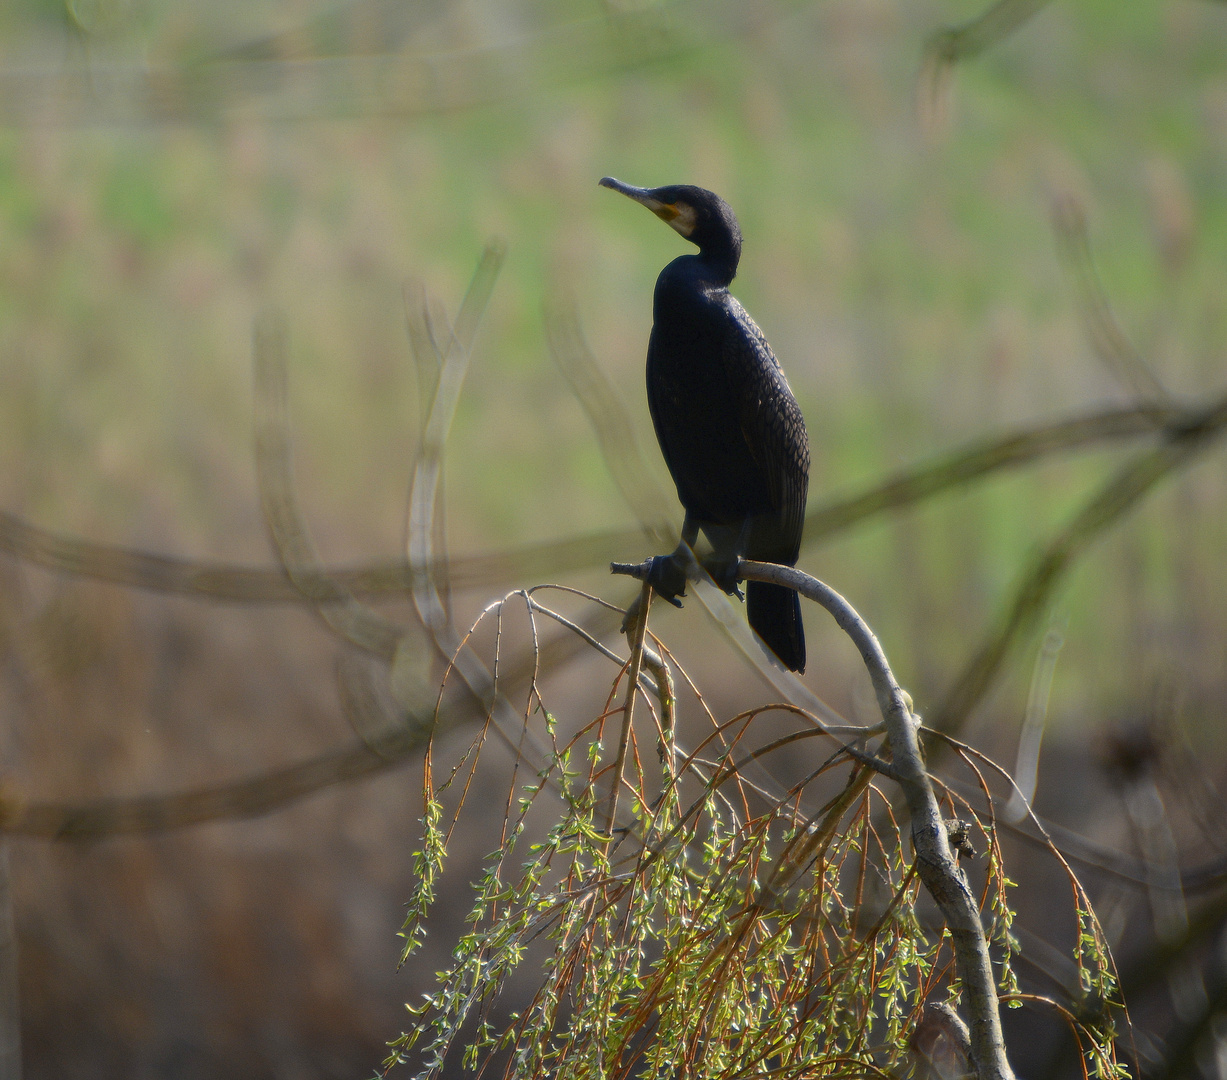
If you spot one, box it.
[1,0,1226,1075]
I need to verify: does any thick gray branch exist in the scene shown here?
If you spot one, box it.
[737,559,1015,1080]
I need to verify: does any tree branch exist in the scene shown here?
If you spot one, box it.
[736,559,1016,1080]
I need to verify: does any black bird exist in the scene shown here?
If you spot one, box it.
[601,177,810,672]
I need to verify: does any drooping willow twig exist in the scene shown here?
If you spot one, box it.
[389,590,956,1079]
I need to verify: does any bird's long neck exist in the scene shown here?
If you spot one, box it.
[654,247,739,316]
[695,234,740,288]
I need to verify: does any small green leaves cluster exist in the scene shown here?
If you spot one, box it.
[399,795,444,964]
[984,829,1021,1003]
[1072,905,1129,1080]
[383,608,1128,1080]
[385,718,952,1079]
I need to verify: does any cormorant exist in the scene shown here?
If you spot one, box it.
[601,177,810,672]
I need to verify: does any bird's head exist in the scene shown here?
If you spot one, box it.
[599,177,742,270]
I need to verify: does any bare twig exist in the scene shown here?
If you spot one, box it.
[805,401,1176,541]
[688,574,848,726]
[920,0,1052,135]
[605,581,652,835]
[924,0,1052,66]
[1003,618,1065,823]
[404,244,566,781]
[0,595,665,843]
[640,642,676,778]
[545,295,675,544]
[759,765,875,910]
[910,1000,974,1080]
[939,769,1227,894]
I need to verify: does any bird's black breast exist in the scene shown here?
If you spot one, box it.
[647,257,809,559]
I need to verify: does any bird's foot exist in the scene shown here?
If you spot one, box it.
[619,554,687,632]
[645,554,687,607]
[701,554,744,601]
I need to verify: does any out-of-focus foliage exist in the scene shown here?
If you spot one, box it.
[4,0,1227,715]
[2,0,1227,1076]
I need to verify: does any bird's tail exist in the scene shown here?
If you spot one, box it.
[746,580,806,673]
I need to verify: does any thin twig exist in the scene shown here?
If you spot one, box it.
[606,581,652,835]
[403,245,566,782]
[919,0,1052,135]
[544,294,674,544]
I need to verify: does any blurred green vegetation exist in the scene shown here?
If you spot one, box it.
[3,1,1227,1074]
[1,0,1226,731]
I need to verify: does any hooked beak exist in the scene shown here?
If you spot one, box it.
[599,176,696,237]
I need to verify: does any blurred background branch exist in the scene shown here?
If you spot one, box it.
[0,400,1187,599]
[1,0,1227,1075]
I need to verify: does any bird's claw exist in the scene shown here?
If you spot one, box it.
[620,555,685,633]
[645,554,687,607]
[701,555,744,601]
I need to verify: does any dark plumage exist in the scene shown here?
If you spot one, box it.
[600,177,810,672]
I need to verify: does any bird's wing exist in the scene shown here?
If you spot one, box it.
[724,300,810,559]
